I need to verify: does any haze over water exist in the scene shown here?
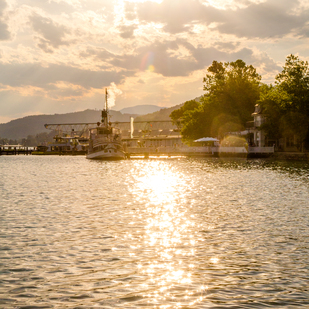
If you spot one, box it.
[1,156,309,308]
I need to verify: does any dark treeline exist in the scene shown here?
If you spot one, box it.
[170,54,309,150]
[0,132,55,147]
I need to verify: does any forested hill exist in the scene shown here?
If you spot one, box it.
[0,109,137,140]
[134,104,183,122]
[134,96,202,122]
[0,101,196,139]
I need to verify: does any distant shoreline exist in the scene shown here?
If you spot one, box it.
[271,152,309,161]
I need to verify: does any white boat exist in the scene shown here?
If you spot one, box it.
[86,89,126,160]
[45,136,87,154]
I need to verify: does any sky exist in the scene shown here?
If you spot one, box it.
[0,0,309,123]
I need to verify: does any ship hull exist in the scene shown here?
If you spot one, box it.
[86,148,126,160]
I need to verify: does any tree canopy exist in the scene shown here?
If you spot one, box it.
[170,99,201,128]
[170,55,309,149]
[259,54,309,149]
[276,54,309,114]
[170,59,261,142]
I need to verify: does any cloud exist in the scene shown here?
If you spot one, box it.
[137,0,215,34]
[0,0,10,40]
[18,0,79,15]
[106,39,276,77]
[0,0,7,12]
[135,0,309,39]
[0,20,9,40]
[297,22,309,38]
[79,47,115,63]
[0,0,308,123]
[124,1,137,21]
[118,24,137,39]
[29,13,72,52]
[0,88,91,121]
[45,82,88,100]
[0,62,127,90]
[215,0,308,38]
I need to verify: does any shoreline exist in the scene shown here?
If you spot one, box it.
[271,152,309,161]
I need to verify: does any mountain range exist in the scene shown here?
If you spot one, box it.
[0,105,181,140]
[119,105,164,115]
[0,109,135,140]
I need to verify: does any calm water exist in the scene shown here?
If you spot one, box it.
[1,156,309,308]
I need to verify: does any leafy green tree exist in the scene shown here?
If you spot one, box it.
[170,99,201,130]
[171,59,261,142]
[276,54,309,148]
[23,135,37,146]
[258,84,290,142]
[20,132,54,146]
[276,54,309,114]
[0,137,9,145]
[259,55,309,150]
[203,59,261,126]
[180,104,208,142]
[210,113,243,139]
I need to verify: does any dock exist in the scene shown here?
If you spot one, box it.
[0,146,34,155]
[126,146,275,158]
[1,144,275,158]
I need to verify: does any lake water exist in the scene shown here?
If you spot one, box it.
[1,156,309,308]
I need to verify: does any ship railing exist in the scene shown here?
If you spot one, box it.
[93,137,114,147]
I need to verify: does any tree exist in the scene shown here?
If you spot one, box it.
[259,55,309,150]
[180,104,209,142]
[276,54,309,114]
[170,99,201,130]
[258,84,290,142]
[171,59,261,142]
[276,54,309,148]
[203,59,261,126]
[20,132,54,146]
[0,137,9,145]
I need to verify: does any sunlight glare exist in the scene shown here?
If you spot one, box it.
[127,161,202,305]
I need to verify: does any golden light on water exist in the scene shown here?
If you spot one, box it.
[210,257,219,264]
[128,161,207,305]
[3,158,309,308]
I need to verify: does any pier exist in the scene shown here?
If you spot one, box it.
[0,145,34,155]
[1,144,274,158]
[125,145,275,158]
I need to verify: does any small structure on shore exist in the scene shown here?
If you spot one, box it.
[33,135,87,155]
[0,144,34,155]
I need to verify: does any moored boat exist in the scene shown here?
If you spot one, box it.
[86,89,126,160]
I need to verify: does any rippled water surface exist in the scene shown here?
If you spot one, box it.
[1,156,309,308]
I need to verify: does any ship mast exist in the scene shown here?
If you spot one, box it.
[101,88,108,127]
[105,87,108,112]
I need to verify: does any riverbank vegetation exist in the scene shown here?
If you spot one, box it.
[170,54,309,149]
[0,132,54,147]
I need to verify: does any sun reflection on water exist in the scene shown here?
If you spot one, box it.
[127,161,206,306]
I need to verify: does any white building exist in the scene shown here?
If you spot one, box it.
[247,104,267,147]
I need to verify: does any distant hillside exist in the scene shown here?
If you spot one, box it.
[134,104,183,122]
[0,97,201,139]
[0,109,137,140]
[134,97,202,122]
[120,105,164,115]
